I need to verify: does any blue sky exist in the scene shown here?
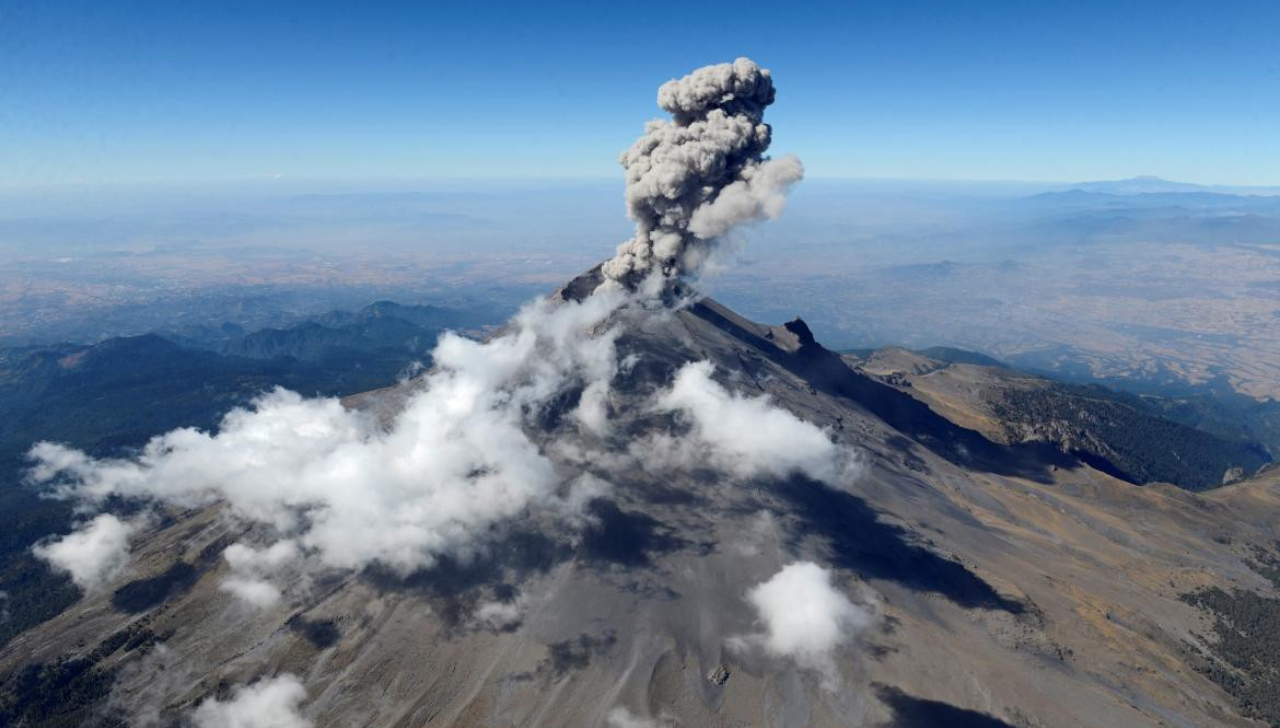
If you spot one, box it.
[3,0,1278,188]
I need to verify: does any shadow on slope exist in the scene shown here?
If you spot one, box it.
[877,685,1017,727]
[365,527,569,626]
[111,562,200,614]
[364,498,689,625]
[578,500,689,567]
[776,476,1024,614]
[287,615,341,649]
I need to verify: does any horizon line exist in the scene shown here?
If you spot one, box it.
[3,173,1280,196]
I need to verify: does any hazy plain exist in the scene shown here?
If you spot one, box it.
[4,176,1280,398]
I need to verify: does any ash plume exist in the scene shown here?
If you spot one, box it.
[601,58,803,289]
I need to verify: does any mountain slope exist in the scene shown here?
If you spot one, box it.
[3,270,1279,728]
[848,347,1271,490]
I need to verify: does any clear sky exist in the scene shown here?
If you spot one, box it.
[3,0,1278,188]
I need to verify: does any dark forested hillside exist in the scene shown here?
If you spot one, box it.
[992,383,1270,490]
[1180,545,1280,727]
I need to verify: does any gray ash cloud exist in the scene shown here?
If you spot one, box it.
[601,58,803,289]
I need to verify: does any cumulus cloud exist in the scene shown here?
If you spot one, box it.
[192,674,311,728]
[32,513,135,591]
[217,541,298,608]
[220,577,283,609]
[738,561,871,688]
[602,57,802,288]
[28,291,627,593]
[648,361,853,482]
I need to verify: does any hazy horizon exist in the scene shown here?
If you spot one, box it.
[3,172,1279,195]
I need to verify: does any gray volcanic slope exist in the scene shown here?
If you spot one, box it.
[5,267,1280,727]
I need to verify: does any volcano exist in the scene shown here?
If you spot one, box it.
[4,266,1280,728]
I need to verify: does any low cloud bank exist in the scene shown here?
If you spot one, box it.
[739,561,871,688]
[29,290,627,600]
[192,674,311,728]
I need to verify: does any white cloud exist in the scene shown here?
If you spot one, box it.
[217,541,297,608]
[192,674,311,728]
[225,541,300,572]
[32,513,135,591]
[607,707,676,728]
[220,577,282,609]
[739,561,871,688]
[472,598,524,630]
[572,380,612,435]
[28,290,626,588]
[648,361,853,482]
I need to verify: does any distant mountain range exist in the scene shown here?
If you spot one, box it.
[1059,175,1280,197]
